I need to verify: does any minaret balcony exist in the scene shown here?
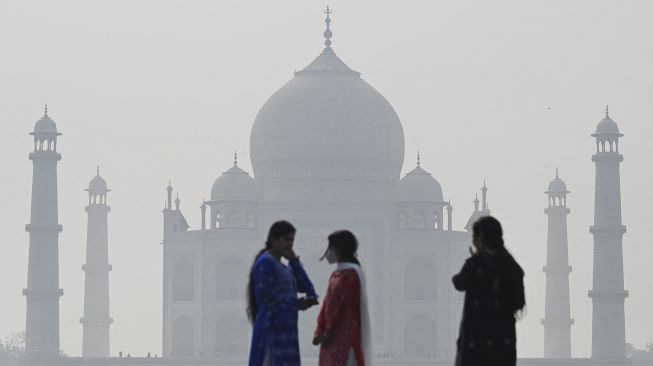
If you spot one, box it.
[542,265,572,274]
[85,205,111,213]
[591,153,623,163]
[544,206,570,214]
[25,224,63,233]
[80,317,113,325]
[588,290,629,300]
[589,225,627,235]
[28,151,61,162]
[82,264,113,273]
[22,288,63,298]
[541,318,574,326]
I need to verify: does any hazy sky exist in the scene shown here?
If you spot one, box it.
[1,0,652,358]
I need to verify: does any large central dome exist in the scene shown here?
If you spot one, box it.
[249,19,405,202]
[250,47,405,173]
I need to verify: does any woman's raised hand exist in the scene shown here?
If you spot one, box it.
[283,248,298,260]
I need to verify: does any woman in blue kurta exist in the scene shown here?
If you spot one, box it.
[247,221,319,366]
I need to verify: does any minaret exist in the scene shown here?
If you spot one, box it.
[481,181,488,211]
[81,168,113,357]
[542,169,573,358]
[200,199,207,231]
[589,106,628,359]
[464,183,491,232]
[163,181,174,237]
[162,182,189,236]
[24,106,63,358]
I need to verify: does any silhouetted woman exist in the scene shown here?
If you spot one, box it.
[313,230,372,366]
[453,216,525,366]
[247,221,319,366]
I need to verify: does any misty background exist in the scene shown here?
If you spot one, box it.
[1,0,652,358]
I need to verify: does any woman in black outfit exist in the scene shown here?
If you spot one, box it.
[453,216,525,366]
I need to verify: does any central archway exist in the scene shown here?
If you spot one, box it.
[404,314,437,358]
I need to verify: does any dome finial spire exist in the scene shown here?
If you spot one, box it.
[323,5,333,49]
[417,150,421,166]
[234,150,238,166]
[44,104,48,116]
[606,105,609,117]
[97,166,100,176]
[556,167,559,178]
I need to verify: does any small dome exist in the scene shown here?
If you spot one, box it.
[32,114,59,134]
[547,175,568,193]
[89,174,109,192]
[596,115,620,135]
[397,165,444,202]
[211,165,258,201]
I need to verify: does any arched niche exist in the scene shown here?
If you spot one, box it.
[404,314,437,358]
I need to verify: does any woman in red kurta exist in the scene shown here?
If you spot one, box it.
[313,230,373,366]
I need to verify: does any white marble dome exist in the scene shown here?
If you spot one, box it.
[249,47,405,182]
[398,165,444,202]
[210,165,258,202]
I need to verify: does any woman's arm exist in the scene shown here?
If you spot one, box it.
[288,258,318,299]
[452,258,474,291]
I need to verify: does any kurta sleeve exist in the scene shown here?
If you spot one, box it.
[452,257,475,291]
[288,258,318,298]
[255,257,298,309]
[315,270,360,339]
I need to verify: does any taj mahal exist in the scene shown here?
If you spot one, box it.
[19,10,631,366]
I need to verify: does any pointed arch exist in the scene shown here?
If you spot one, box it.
[215,210,224,228]
[215,314,248,357]
[404,314,437,358]
[432,210,440,230]
[405,257,437,300]
[171,315,194,357]
[172,257,194,301]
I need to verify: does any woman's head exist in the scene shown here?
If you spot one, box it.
[247,220,296,323]
[472,216,525,314]
[322,230,360,265]
[265,220,296,258]
[472,216,504,252]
